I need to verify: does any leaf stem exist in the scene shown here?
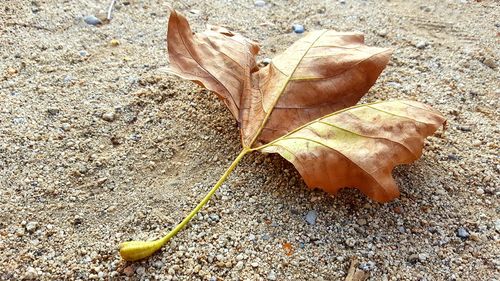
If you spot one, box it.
[119,148,251,261]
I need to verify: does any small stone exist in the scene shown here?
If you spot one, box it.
[24,267,38,279]
[377,30,388,37]
[63,76,75,83]
[61,123,71,131]
[123,265,134,277]
[235,261,244,270]
[26,221,38,233]
[305,210,317,225]
[470,233,480,241]
[248,234,256,241]
[482,57,497,69]
[102,112,116,122]
[416,41,428,49]
[7,67,18,75]
[47,107,60,115]
[267,270,277,280]
[110,39,120,47]
[494,220,500,232]
[78,50,88,57]
[209,213,220,222]
[472,140,481,147]
[130,133,141,141]
[251,262,259,268]
[457,227,470,239]
[418,253,428,262]
[292,24,305,34]
[359,261,375,271]
[408,254,419,263]
[339,0,346,4]
[254,0,266,7]
[83,15,102,26]
[135,266,145,275]
[345,238,356,247]
[357,218,367,226]
[262,58,272,66]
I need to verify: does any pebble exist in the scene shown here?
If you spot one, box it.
[262,58,272,66]
[102,112,116,122]
[24,267,38,279]
[61,123,71,131]
[345,238,356,247]
[26,221,38,233]
[339,0,346,4]
[47,107,60,115]
[251,262,259,268]
[123,265,134,276]
[495,220,500,232]
[408,254,419,263]
[267,270,277,280]
[470,233,480,241]
[305,210,317,225]
[482,57,497,69]
[209,213,220,222]
[254,0,266,7]
[377,29,388,37]
[83,15,102,26]
[136,266,145,275]
[357,218,367,226]
[457,227,470,239]
[418,253,428,262]
[78,50,88,57]
[110,39,120,47]
[292,24,305,34]
[359,261,375,271]
[416,41,428,49]
[235,261,244,270]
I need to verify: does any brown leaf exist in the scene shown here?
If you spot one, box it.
[241,30,392,147]
[166,9,259,121]
[258,100,445,202]
[166,10,445,202]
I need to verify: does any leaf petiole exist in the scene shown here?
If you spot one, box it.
[119,147,251,261]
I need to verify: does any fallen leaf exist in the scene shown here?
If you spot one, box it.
[166,9,259,121]
[119,10,446,261]
[166,10,445,202]
[259,100,445,202]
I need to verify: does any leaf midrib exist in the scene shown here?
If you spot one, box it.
[246,30,328,148]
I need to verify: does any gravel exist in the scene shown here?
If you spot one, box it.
[1,0,498,280]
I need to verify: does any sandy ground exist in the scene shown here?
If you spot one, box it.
[0,0,499,280]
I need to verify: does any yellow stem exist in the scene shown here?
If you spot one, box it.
[119,148,251,261]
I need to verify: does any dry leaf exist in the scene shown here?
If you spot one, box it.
[166,9,259,121]
[118,10,446,261]
[166,10,444,202]
[259,100,445,202]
